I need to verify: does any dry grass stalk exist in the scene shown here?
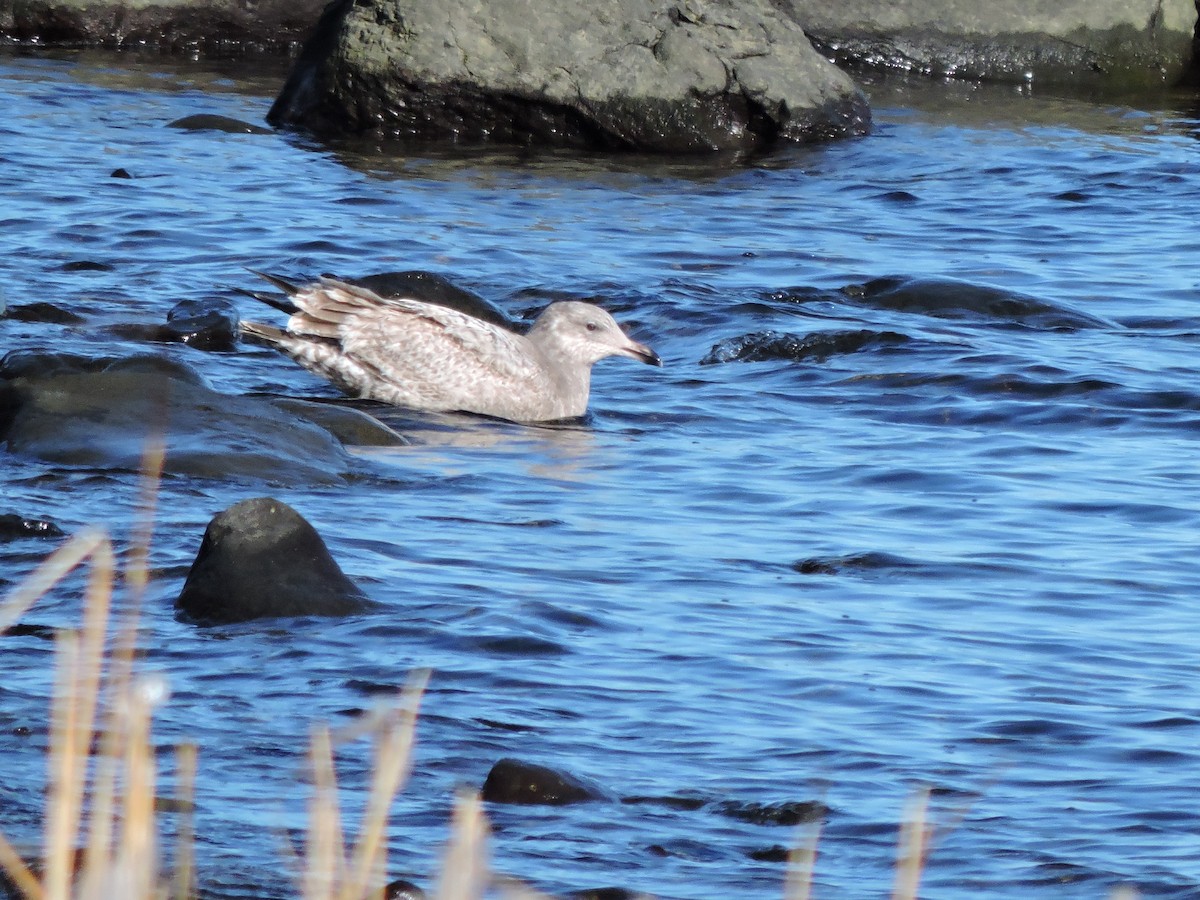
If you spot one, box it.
[782,818,822,900]
[891,786,932,900]
[433,791,490,900]
[301,671,430,900]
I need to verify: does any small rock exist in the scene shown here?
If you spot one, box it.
[480,758,605,805]
[714,799,829,826]
[176,497,372,625]
[384,878,426,900]
[0,514,65,542]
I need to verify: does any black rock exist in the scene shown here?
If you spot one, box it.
[163,297,240,351]
[714,799,829,826]
[0,351,355,485]
[0,514,65,542]
[177,497,372,625]
[480,758,605,806]
[2,302,86,325]
[383,878,426,900]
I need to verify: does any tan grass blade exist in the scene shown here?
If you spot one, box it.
[433,791,490,900]
[783,818,822,900]
[891,786,932,900]
[171,743,198,900]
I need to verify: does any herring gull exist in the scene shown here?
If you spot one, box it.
[239,273,661,423]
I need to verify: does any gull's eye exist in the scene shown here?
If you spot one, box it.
[585,322,598,332]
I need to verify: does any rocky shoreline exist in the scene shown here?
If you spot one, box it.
[3,0,1194,152]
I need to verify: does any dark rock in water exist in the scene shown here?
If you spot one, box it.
[784,0,1193,90]
[167,114,272,134]
[110,168,133,179]
[0,352,355,485]
[61,260,114,272]
[567,889,656,900]
[384,879,426,900]
[344,271,517,331]
[2,302,86,325]
[481,758,606,805]
[4,0,327,52]
[793,551,920,576]
[748,845,790,862]
[842,276,1113,330]
[105,298,240,351]
[267,0,869,153]
[177,497,371,625]
[700,329,908,365]
[714,799,829,826]
[267,398,408,447]
[620,794,708,811]
[0,514,65,542]
[164,297,240,351]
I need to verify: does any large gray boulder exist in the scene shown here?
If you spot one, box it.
[782,0,1196,89]
[267,0,871,153]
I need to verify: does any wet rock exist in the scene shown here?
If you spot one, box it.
[0,514,65,542]
[2,301,86,325]
[163,298,240,350]
[106,298,240,351]
[793,551,919,575]
[784,0,1195,89]
[700,329,909,365]
[567,890,656,900]
[748,845,790,862]
[167,114,273,134]
[267,398,408,447]
[842,276,1112,329]
[384,879,426,900]
[3,0,326,51]
[714,799,828,826]
[481,758,606,806]
[176,496,371,625]
[267,0,870,153]
[0,351,355,485]
[61,260,114,272]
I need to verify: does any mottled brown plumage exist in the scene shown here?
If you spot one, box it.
[240,276,660,422]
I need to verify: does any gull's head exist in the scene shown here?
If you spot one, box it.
[531,301,662,367]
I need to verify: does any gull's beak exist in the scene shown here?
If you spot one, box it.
[624,339,662,367]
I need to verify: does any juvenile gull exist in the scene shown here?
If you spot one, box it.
[239,274,661,423]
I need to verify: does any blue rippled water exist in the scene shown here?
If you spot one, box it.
[4,48,1200,898]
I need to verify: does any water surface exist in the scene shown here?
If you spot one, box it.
[3,49,1200,898]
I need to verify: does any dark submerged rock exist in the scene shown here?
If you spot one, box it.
[0,514,65,542]
[0,352,355,485]
[783,0,1196,90]
[105,298,240,350]
[3,0,327,51]
[176,497,371,625]
[167,114,273,134]
[267,0,870,153]
[2,302,86,325]
[700,329,909,365]
[384,878,426,900]
[714,798,829,826]
[267,398,408,447]
[566,890,655,900]
[481,758,606,806]
[842,276,1113,329]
